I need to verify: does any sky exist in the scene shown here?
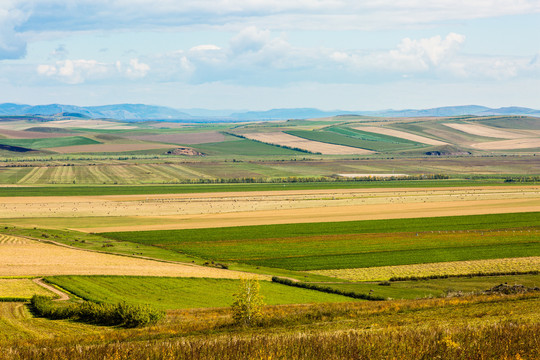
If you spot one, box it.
[1,0,540,111]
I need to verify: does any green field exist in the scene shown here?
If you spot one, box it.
[102,212,540,271]
[0,136,101,149]
[45,276,355,309]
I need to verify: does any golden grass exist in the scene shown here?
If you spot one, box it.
[354,126,448,145]
[0,279,54,298]
[443,123,529,139]
[0,186,538,232]
[470,138,540,150]
[0,235,265,279]
[241,132,374,154]
[310,256,540,281]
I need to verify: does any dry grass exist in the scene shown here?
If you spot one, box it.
[0,235,265,279]
[32,120,136,130]
[0,279,54,298]
[0,186,538,232]
[310,256,540,281]
[443,123,530,139]
[470,138,540,150]
[241,132,374,154]
[354,126,448,145]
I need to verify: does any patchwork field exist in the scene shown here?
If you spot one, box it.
[126,131,227,144]
[0,186,538,232]
[0,234,262,278]
[46,142,175,153]
[0,129,75,139]
[241,132,374,154]
[470,138,540,150]
[353,126,448,145]
[102,212,540,272]
[443,123,530,139]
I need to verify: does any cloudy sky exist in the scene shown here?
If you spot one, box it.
[1,0,539,110]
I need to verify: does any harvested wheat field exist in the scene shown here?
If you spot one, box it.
[0,234,263,278]
[241,132,374,154]
[353,126,447,145]
[443,123,530,139]
[470,138,540,150]
[311,256,540,282]
[0,186,538,231]
[46,143,175,153]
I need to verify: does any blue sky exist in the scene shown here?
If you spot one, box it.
[1,0,539,110]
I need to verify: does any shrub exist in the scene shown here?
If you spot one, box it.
[29,295,164,328]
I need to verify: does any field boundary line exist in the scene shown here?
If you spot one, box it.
[10,234,267,279]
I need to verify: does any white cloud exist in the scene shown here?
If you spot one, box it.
[0,1,28,59]
[37,58,150,83]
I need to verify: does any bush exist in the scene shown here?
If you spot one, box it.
[29,295,164,328]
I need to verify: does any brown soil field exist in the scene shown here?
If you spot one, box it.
[443,123,530,139]
[46,143,175,153]
[126,131,227,144]
[0,186,536,232]
[0,129,74,139]
[354,126,448,145]
[241,132,374,154]
[470,138,540,150]
[0,234,263,278]
[310,256,540,281]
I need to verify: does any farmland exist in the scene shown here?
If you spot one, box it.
[0,113,538,359]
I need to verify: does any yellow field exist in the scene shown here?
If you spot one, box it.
[310,256,540,281]
[0,235,265,279]
[354,126,448,145]
[241,132,374,154]
[0,279,55,298]
[0,186,538,232]
[443,123,529,139]
[470,138,540,150]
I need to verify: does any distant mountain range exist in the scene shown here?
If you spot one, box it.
[0,103,539,121]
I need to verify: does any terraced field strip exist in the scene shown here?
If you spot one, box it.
[470,138,540,150]
[0,234,265,279]
[241,132,375,154]
[354,126,447,145]
[310,256,540,281]
[443,123,530,139]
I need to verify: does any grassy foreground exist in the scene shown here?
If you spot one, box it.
[1,293,539,359]
[44,276,354,309]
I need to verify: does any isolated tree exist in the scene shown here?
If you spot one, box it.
[231,278,265,326]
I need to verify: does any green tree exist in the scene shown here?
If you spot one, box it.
[231,278,265,326]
